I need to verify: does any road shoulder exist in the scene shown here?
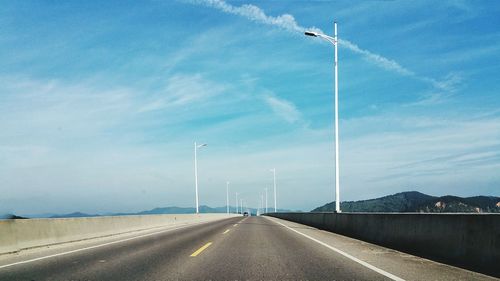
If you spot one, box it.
[264,216,498,281]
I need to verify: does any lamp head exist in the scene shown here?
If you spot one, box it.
[304,31,318,37]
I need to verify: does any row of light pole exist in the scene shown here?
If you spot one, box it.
[194,22,342,214]
[193,143,278,215]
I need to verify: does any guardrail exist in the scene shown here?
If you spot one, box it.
[266,212,500,277]
[0,213,237,255]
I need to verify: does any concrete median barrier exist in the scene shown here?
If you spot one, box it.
[0,213,237,255]
[266,212,500,277]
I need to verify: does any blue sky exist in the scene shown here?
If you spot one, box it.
[1,0,499,215]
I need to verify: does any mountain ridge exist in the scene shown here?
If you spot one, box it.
[312,191,500,213]
[1,205,293,219]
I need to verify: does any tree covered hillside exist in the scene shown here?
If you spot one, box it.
[312,191,500,213]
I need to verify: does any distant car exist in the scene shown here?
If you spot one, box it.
[243,212,249,216]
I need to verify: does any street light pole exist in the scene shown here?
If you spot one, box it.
[226,181,230,214]
[194,142,207,214]
[305,22,341,213]
[235,192,239,214]
[271,168,277,212]
[261,194,264,216]
[264,188,268,213]
[333,22,340,213]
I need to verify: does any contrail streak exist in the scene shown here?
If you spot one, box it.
[188,0,458,92]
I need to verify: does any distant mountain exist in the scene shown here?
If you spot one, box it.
[0,213,28,219]
[136,205,219,215]
[3,205,295,219]
[312,191,500,213]
[43,206,225,218]
[50,212,100,218]
[419,195,500,213]
[135,205,293,215]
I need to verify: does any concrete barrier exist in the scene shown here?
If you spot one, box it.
[266,212,500,277]
[0,213,237,255]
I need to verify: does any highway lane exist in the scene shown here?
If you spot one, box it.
[0,217,242,280]
[0,216,496,280]
[181,217,394,281]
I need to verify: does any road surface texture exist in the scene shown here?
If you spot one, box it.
[0,216,496,280]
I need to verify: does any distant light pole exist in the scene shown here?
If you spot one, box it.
[240,199,243,214]
[264,188,268,213]
[235,192,239,214]
[305,22,341,213]
[261,194,264,216]
[271,168,277,212]
[226,181,230,214]
[194,142,207,214]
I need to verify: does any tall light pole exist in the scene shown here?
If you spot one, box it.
[261,194,264,216]
[226,181,230,214]
[264,187,268,213]
[305,22,341,213]
[235,192,239,214]
[271,168,277,212]
[194,142,207,214]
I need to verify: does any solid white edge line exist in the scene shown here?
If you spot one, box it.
[266,217,406,281]
[0,218,230,270]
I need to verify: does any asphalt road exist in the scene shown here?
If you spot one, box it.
[0,216,496,281]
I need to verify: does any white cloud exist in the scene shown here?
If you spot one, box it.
[337,39,415,76]
[0,76,134,142]
[1,73,499,213]
[191,0,412,74]
[340,113,500,199]
[190,0,306,33]
[137,74,226,113]
[191,0,462,101]
[262,94,301,123]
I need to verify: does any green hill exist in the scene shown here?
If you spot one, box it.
[312,191,500,213]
